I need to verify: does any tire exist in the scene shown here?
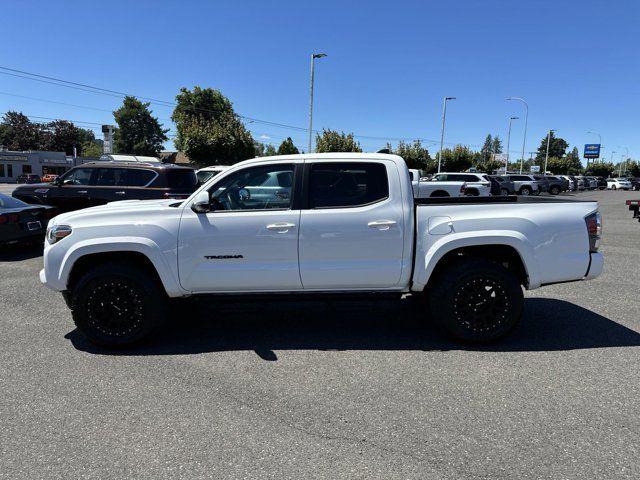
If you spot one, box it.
[500,188,509,196]
[427,258,523,343]
[549,186,560,195]
[519,186,532,196]
[71,262,167,348]
[611,185,617,190]
[465,189,479,197]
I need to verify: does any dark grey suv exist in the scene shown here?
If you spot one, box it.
[13,161,198,212]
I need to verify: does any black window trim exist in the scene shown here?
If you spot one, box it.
[303,161,390,210]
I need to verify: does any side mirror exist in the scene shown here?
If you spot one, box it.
[191,191,211,214]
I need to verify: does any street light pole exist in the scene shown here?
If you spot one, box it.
[506,97,528,173]
[438,96,456,173]
[544,129,556,175]
[308,53,327,153]
[618,146,629,177]
[506,116,519,173]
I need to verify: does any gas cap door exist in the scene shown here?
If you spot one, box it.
[428,216,453,235]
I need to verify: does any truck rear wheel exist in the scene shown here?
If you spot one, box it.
[519,186,532,196]
[549,186,560,195]
[427,258,523,343]
[71,262,167,348]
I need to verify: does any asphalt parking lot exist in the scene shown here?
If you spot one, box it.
[1,186,639,479]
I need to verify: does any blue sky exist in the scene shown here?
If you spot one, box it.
[1,0,638,164]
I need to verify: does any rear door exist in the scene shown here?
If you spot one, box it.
[298,160,405,290]
[89,168,128,206]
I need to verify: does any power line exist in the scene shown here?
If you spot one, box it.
[0,65,449,145]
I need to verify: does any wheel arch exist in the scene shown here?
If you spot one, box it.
[412,233,540,292]
[60,239,187,297]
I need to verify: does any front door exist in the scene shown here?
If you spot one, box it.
[178,163,302,292]
[298,161,405,290]
[52,167,95,211]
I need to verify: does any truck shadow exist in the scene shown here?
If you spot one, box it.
[0,242,43,262]
[66,297,640,358]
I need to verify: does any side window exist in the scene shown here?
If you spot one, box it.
[94,168,127,186]
[209,164,295,211]
[464,175,479,182]
[309,162,388,209]
[62,168,93,185]
[433,174,447,181]
[126,169,156,187]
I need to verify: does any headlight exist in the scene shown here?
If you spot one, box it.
[46,224,72,244]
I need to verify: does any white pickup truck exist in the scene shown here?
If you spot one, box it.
[41,153,603,347]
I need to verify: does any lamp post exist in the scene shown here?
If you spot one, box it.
[618,146,629,177]
[308,53,327,153]
[506,116,519,173]
[544,129,556,175]
[506,97,528,173]
[438,96,456,173]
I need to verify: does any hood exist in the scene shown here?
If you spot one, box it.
[52,198,181,225]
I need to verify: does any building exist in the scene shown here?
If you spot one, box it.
[0,150,73,182]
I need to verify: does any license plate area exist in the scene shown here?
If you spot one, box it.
[27,221,42,231]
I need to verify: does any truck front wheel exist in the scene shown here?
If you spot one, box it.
[71,262,167,348]
[427,259,523,342]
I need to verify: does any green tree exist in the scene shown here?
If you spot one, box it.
[113,96,168,156]
[172,87,254,166]
[586,162,615,177]
[491,136,503,155]
[536,131,568,161]
[626,160,640,177]
[481,134,493,160]
[42,120,89,155]
[314,129,362,153]
[276,137,299,155]
[0,111,43,150]
[264,144,277,156]
[393,139,433,170]
[437,145,474,172]
[253,141,266,157]
[81,141,103,157]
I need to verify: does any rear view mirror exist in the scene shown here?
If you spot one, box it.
[191,190,211,214]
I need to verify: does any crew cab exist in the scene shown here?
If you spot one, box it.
[40,153,603,348]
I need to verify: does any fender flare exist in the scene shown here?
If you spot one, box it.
[412,231,541,291]
[57,237,187,297]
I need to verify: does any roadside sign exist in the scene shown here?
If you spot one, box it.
[530,165,540,173]
[584,144,601,159]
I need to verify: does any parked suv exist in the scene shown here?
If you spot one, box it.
[503,174,540,195]
[487,175,515,195]
[431,172,491,196]
[533,175,565,195]
[16,174,42,184]
[13,161,198,212]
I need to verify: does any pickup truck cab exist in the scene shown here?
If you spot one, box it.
[41,153,603,347]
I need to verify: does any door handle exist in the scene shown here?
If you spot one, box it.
[368,220,397,230]
[115,191,126,196]
[78,190,88,194]
[266,222,296,232]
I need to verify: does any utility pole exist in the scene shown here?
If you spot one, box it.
[438,96,456,173]
[308,53,327,154]
[544,129,555,175]
[506,116,519,173]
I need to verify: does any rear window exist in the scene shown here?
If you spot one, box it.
[167,169,198,189]
[0,194,29,209]
[126,169,156,187]
[309,162,388,208]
